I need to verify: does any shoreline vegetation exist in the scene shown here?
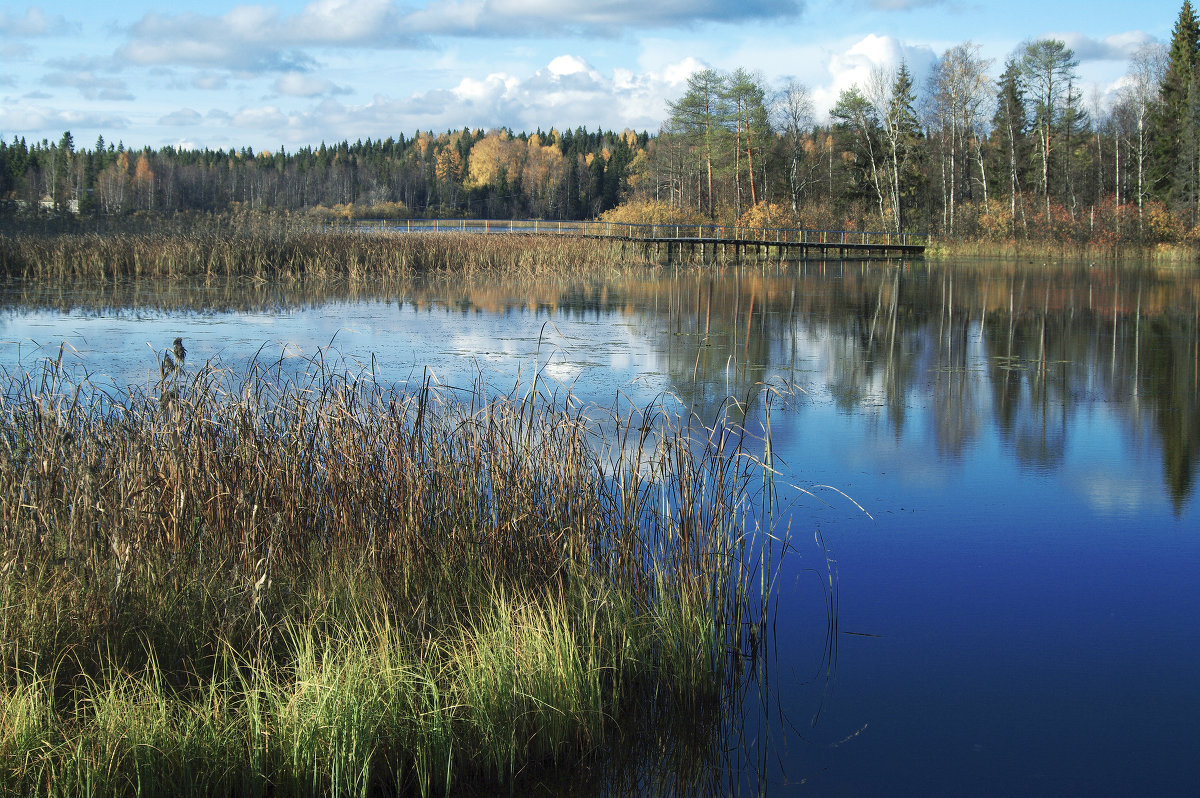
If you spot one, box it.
[922,236,1200,264]
[0,350,784,796]
[1,214,1197,284]
[0,218,649,283]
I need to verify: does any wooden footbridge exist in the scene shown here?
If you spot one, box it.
[347,218,925,261]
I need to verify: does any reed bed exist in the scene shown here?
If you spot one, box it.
[924,236,1200,264]
[0,349,778,796]
[0,226,647,283]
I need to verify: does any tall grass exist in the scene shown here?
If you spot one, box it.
[0,348,780,796]
[924,236,1200,263]
[0,225,646,282]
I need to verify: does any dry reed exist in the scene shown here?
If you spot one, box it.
[0,348,779,795]
[0,224,649,283]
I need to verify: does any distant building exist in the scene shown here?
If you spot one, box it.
[37,196,79,214]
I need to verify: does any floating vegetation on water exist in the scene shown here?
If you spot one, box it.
[0,345,787,796]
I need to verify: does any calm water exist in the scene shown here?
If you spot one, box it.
[2,259,1198,796]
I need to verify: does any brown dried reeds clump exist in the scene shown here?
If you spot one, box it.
[0,222,649,283]
[0,349,778,795]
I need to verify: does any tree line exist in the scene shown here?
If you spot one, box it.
[635,1,1200,245]
[4,1,1200,245]
[0,127,646,222]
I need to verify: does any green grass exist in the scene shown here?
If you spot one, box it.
[0,349,779,796]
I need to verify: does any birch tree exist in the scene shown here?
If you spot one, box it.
[930,43,993,234]
[775,80,815,214]
[833,85,888,228]
[1121,43,1167,225]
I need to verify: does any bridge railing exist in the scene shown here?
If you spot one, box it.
[341,218,925,248]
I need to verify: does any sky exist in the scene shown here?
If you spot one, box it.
[0,0,1183,153]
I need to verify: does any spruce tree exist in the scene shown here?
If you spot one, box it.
[884,62,924,233]
[991,58,1030,226]
[1151,0,1200,212]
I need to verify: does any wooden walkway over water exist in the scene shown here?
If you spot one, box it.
[346,218,925,262]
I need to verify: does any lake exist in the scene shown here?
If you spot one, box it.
[2,257,1197,796]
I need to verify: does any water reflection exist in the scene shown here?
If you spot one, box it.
[3,260,1196,509]
[3,258,1199,791]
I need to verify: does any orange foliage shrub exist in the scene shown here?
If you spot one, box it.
[598,200,705,226]
[737,202,799,229]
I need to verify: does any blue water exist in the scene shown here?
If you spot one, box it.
[2,261,1197,795]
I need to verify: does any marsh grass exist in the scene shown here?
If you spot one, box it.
[0,221,646,283]
[925,236,1200,263]
[0,349,779,796]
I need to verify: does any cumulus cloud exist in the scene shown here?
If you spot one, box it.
[113,0,801,76]
[193,73,230,90]
[118,33,318,72]
[436,55,679,131]
[116,1,423,73]
[274,72,346,97]
[0,104,128,131]
[1052,31,1158,62]
[407,0,802,37]
[46,53,118,71]
[214,54,683,145]
[232,106,290,128]
[812,34,937,115]
[0,7,72,37]
[159,108,204,126]
[43,71,134,101]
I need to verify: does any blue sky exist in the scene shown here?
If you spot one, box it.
[0,0,1181,151]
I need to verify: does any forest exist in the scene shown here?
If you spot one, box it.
[4,0,1200,249]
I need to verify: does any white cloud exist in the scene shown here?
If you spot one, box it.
[0,103,127,131]
[0,7,72,37]
[547,55,587,76]
[812,34,937,117]
[43,71,134,101]
[407,0,801,36]
[193,73,229,90]
[287,0,399,43]
[115,0,800,76]
[159,108,204,126]
[232,106,290,128]
[1052,30,1158,62]
[274,72,344,97]
[210,55,679,145]
[661,56,708,87]
[118,1,420,73]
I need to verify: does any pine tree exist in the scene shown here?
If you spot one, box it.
[667,69,729,218]
[1020,38,1079,217]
